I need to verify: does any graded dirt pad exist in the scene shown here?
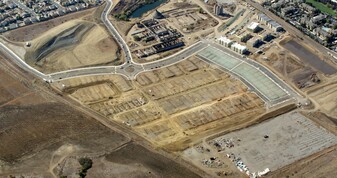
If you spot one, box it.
[308,82,337,118]
[179,104,296,178]
[24,20,122,73]
[25,20,95,64]
[163,3,218,34]
[2,8,97,42]
[261,45,321,89]
[54,57,267,151]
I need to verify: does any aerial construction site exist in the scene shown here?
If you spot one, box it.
[1,0,337,177]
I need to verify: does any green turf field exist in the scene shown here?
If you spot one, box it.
[306,0,336,16]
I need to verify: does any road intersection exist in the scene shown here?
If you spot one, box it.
[0,0,210,82]
[0,0,305,108]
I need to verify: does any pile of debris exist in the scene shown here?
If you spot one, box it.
[201,157,224,168]
[209,137,239,151]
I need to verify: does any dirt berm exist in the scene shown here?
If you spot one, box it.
[25,20,94,65]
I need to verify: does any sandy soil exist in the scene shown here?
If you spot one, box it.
[308,81,337,118]
[257,44,321,91]
[54,57,271,153]
[23,20,122,73]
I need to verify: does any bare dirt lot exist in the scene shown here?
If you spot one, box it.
[2,4,124,74]
[280,39,337,76]
[258,44,321,90]
[163,2,219,34]
[0,56,204,178]
[23,19,122,73]
[53,57,268,152]
[308,81,337,118]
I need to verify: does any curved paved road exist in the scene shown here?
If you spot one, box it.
[0,42,52,81]
[0,0,210,82]
[49,41,208,81]
[47,0,209,81]
[102,0,133,64]
[0,0,308,102]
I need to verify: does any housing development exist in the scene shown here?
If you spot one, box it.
[0,0,337,177]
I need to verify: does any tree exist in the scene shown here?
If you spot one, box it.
[198,7,204,14]
[78,158,93,178]
[133,35,141,41]
[114,13,129,21]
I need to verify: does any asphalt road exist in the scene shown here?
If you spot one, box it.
[142,42,208,71]
[0,42,51,81]
[0,0,209,82]
[50,41,209,81]
[102,0,133,64]
[0,0,318,96]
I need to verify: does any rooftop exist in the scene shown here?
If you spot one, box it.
[258,13,271,22]
[269,20,281,28]
[232,42,247,50]
[218,36,232,43]
[247,22,259,30]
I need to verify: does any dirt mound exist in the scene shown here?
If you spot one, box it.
[25,21,94,65]
[23,19,123,73]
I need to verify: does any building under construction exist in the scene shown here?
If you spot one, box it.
[214,4,223,16]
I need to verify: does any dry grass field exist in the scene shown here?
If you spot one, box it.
[0,57,125,177]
